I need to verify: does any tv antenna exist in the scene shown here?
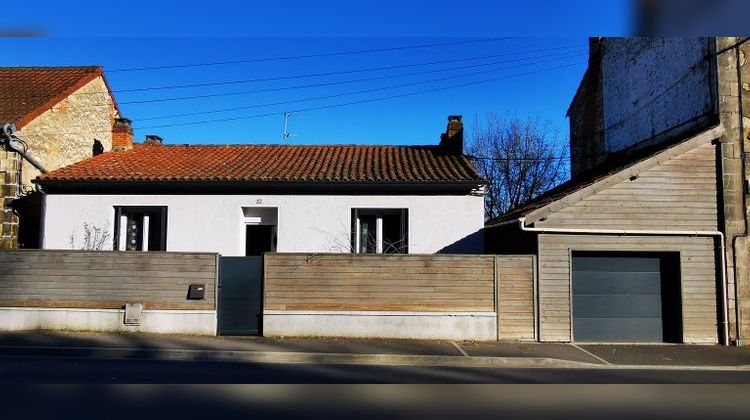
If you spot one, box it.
[281,112,300,143]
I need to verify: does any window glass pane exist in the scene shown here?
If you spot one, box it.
[382,213,405,254]
[352,209,407,254]
[147,213,164,251]
[126,214,143,251]
[115,206,167,251]
[358,215,377,253]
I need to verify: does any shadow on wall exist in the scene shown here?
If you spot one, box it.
[437,229,484,254]
[11,191,43,249]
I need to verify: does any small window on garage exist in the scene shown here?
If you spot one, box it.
[113,206,167,251]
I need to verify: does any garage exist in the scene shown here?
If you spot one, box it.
[572,252,682,343]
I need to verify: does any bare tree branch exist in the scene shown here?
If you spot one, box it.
[468,114,568,220]
[69,222,112,251]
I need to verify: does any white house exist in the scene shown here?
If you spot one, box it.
[36,116,486,256]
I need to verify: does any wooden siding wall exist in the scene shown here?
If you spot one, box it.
[537,235,718,344]
[496,255,536,340]
[264,253,537,340]
[264,254,495,312]
[536,142,719,231]
[0,250,218,310]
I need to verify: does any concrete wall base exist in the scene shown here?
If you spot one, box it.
[263,311,497,341]
[0,307,217,336]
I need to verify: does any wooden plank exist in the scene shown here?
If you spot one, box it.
[537,234,716,343]
[497,255,535,340]
[0,299,214,310]
[264,253,497,313]
[265,303,493,311]
[0,268,216,279]
[0,250,217,309]
[0,261,217,272]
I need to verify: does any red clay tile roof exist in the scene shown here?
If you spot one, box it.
[0,66,118,128]
[38,143,485,184]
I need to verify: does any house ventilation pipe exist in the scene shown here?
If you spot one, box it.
[495,217,731,346]
[1,123,47,174]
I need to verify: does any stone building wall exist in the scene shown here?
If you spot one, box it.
[717,37,750,345]
[567,39,605,178]
[569,38,719,176]
[0,75,117,249]
[0,150,21,248]
[16,76,117,190]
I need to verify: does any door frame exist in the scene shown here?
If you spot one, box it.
[241,206,279,256]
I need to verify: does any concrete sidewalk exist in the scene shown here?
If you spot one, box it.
[0,331,749,370]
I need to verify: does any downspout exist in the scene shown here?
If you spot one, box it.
[1,124,47,175]
[495,217,731,346]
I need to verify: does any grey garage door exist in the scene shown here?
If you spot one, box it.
[572,253,681,343]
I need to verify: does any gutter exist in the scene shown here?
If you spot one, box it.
[35,178,486,195]
[1,124,47,174]
[495,217,731,346]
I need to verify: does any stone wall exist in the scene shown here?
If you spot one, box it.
[599,38,717,154]
[716,37,750,345]
[568,39,605,178]
[16,76,117,190]
[568,38,719,176]
[0,75,117,249]
[0,150,21,249]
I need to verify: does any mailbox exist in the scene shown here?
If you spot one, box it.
[188,284,206,300]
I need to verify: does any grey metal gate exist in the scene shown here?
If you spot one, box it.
[218,256,263,335]
[572,252,681,343]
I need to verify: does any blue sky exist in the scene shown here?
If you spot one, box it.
[2,1,632,147]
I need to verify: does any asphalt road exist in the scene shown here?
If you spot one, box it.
[2,355,750,419]
[0,355,748,383]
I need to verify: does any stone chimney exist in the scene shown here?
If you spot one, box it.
[112,118,133,152]
[439,115,463,154]
[144,134,164,145]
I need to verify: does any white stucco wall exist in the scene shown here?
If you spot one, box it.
[42,193,484,255]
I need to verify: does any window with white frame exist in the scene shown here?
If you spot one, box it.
[113,206,167,251]
[351,209,408,254]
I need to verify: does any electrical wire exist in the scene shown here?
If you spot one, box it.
[136,61,583,130]
[107,38,514,72]
[121,47,587,105]
[137,52,587,121]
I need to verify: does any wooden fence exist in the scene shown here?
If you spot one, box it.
[0,250,218,310]
[264,253,536,340]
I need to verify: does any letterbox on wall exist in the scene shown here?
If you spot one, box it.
[188,284,206,300]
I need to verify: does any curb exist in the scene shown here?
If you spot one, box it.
[0,344,748,371]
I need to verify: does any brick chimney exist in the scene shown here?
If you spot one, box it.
[144,134,164,145]
[112,118,133,152]
[439,115,463,154]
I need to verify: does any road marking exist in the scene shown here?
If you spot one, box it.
[451,341,469,357]
[571,344,612,365]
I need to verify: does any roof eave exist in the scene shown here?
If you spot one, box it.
[36,178,487,195]
[486,124,726,227]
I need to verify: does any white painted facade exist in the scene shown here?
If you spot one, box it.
[42,193,485,255]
